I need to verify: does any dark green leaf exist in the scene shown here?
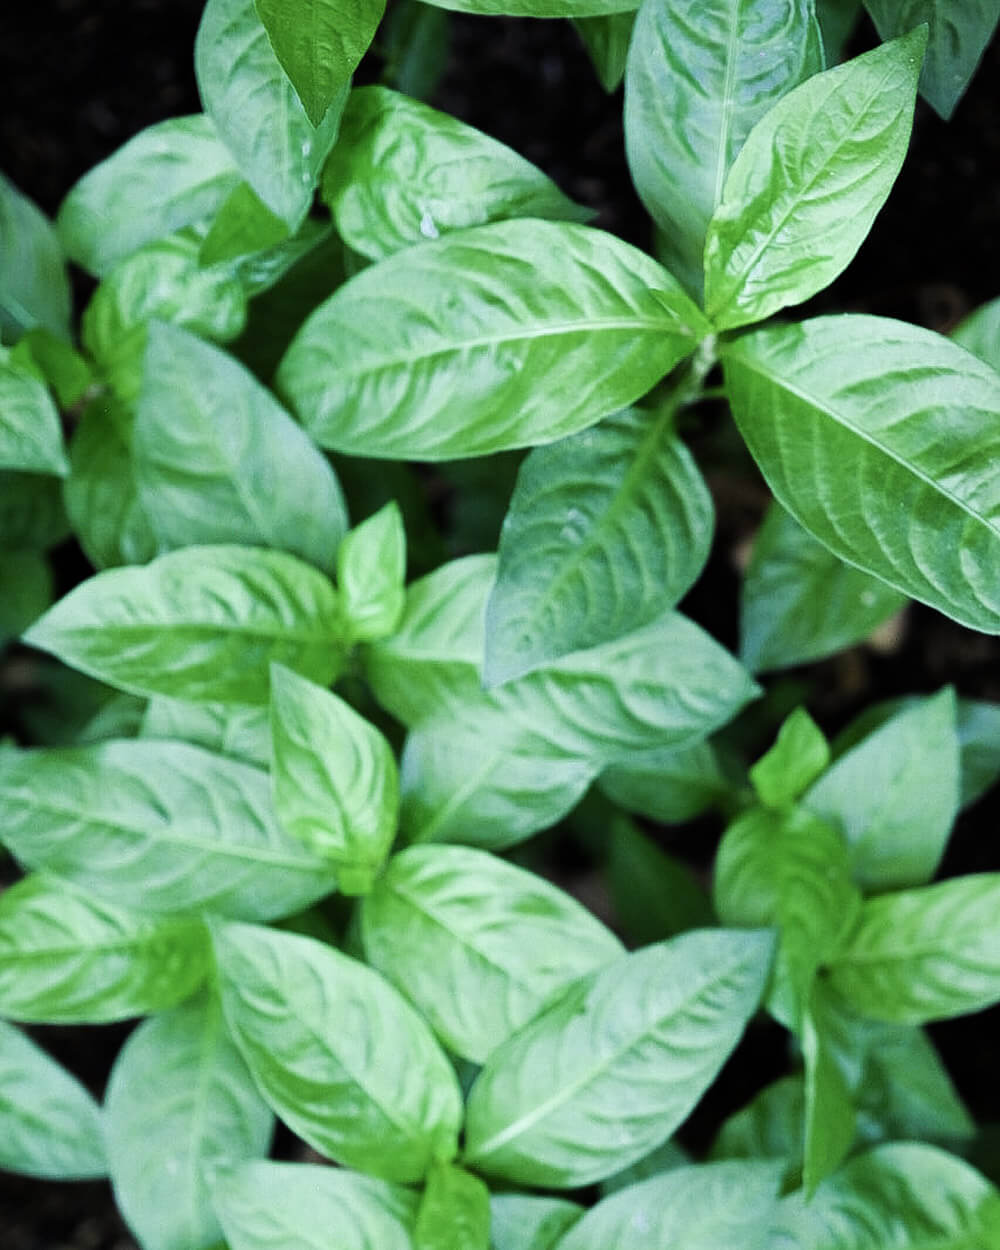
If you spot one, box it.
[415,1163,490,1250]
[598,738,730,825]
[199,182,290,266]
[604,817,715,944]
[817,0,863,59]
[0,471,68,550]
[415,0,635,14]
[711,1074,806,1161]
[573,14,634,92]
[0,172,71,342]
[0,550,53,644]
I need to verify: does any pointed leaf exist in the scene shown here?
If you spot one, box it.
[750,708,830,808]
[953,295,1000,370]
[337,501,406,643]
[0,355,68,475]
[0,173,71,342]
[573,14,634,92]
[141,696,271,769]
[415,1163,490,1250]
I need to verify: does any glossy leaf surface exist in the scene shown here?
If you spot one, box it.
[490,1195,582,1250]
[415,1163,490,1250]
[953,295,1000,369]
[140,696,270,768]
[750,708,829,808]
[337,501,406,642]
[0,354,68,475]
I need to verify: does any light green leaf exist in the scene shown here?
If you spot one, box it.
[704,29,926,329]
[554,1160,783,1250]
[213,1160,418,1250]
[956,698,1000,807]
[269,664,398,892]
[323,86,589,261]
[740,501,908,673]
[625,0,824,300]
[598,738,730,825]
[0,550,53,644]
[603,816,715,943]
[722,316,1000,633]
[0,874,209,1023]
[750,707,830,808]
[277,219,711,460]
[484,404,713,685]
[415,0,635,14]
[463,928,775,1187]
[255,0,385,128]
[573,14,635,92]
[56,116,242,276]
[23,544,347,705]
[360,843,624,1062]
[864,0,1000,119]
[0,740,338,919]
[12,328,93,408]
[212,922,463,1181]
[415,1162,491,1250]
[0,1019,106,1178]
[490,1196,581,1250]
[801,993,856,1193]
[953,295,1000,370]
[0,354,69,475]
[134,322,347,571]
[804,689,960,891]
[195,0,346,226]
[141,696,270,768]
[828,874,1000,1023]
[337,501,406,642]
[0,471,68,550]
[0,173,71,342]
[104,994,273,1250]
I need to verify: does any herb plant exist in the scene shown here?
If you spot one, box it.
[2,0,1000,1247]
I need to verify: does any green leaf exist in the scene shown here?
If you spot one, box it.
[380,0,451,99]
[199,181,291,266]
[490,1195,582,1250]
[0,471,68,550]
[212,1160,419,1250]
[23,544,347,705]
[12,328,93,407]
[56,116,242,276]
[817,0,863,60]
[598,1138,691,1195]
[195,0,346,226]
[415,0,635,14]
[104,994,274,1250]
[415,1163,491,1250]
[140,696,271,768]
[322,86,589,261]
[463,928,775,1187]
[133,322,347,571]
[337,501,406,642]
[0,1019,106,1178]
[740,501,908,673]
[211,921,463,1181]
[277,219,711,460]
[803,689,960,891]
[625,0,824,300]
[598,738,730,825]
[270,664,398,893]
[553,1160,783,1250]
[828,874,1000,1023]
[953,295,1000,370]
[0,740,338,919]
[360,843,624,1063]
[956,698,1000,807]
[0,354,69,475]
[722,316,1000,633]
[0,874,209,1023]
[773,1142,1000,1247]
[572,14,634,92]
[255,0,385,128]
[711,1074,806,1161]
[0,173,71,343]
[0,550,53,644]
[604,816,715,944]
[801,992,856,1193]
[750,707,830,808]
[484,404,714,685]
[863,0,1000,119]
[704,29,926,329]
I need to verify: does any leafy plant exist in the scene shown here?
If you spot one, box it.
[2,0,1000,1247]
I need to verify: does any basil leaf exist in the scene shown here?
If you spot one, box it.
[704,29,926,329]
[956,698,1000,808]
[199,181,291,266]
[953,294,1000,370]
[23,544,347,705]
[723,316,1000,633]
[829,874,1000,1023]
[625,0,823,300]
[0,173,71,342]
[415,1163,490,1250]
[140,696,270,768]
[212,921,463,1181]
[360,843,624,1062]
[254,0,385,128]
[741,501,908,673]
[801,994,856,1193]
[415,0,636,15]
[0,353,69,475]
[134,322,347,571]
[105,994,274,1250]
[573,14,634,92]
[0,471,69,551]
[0,1020,106,1179]
[484,404,713,684]
[270,664,398,892]
[598,738,730,825]
[13,328,93,407]
[711,1074,806,1161]
[750,708,830,809]
[489,1195,582,1250]
[323,86,589,261]
[804,689,960,891]
[337,501,407,642]
[0,550,53,643]
[212,1160,419,1250]
[0,875,209,1023]
[195,0,346,227]
[56,116,241,275]
[598,1138,691,1195]
[277,219,710,460]
[818,0,863,60]
[464,929,775,1187]
[603,816,715,943]
[0,740,338,919]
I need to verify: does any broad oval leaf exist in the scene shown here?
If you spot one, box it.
[277,219,711,460]
[463,928,775,1187]
[0,740,338,919]
[704,29,926,329]
[140,696,270,768]
[212,921,463,1181]
[625,0,824,300]
[360,844,624,1062]
[0,875,209,1023]
[490,1194,582,1250]
[484,405,713,685]
[415,1162,490,1250]
[56,116,242,276]
[722,316,1000,633]
[0,173,71,342]
[598,738,730,825]
[323,85,589,261]
[134,322,347,571]
[0,355,68,475]
[212,1160,419,1250]
[23,544,347,705]
[0,1019,106,1178]
[414,0,636,15]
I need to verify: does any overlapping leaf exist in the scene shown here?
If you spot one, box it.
[0,173,71,342]
[0,352,68,475]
